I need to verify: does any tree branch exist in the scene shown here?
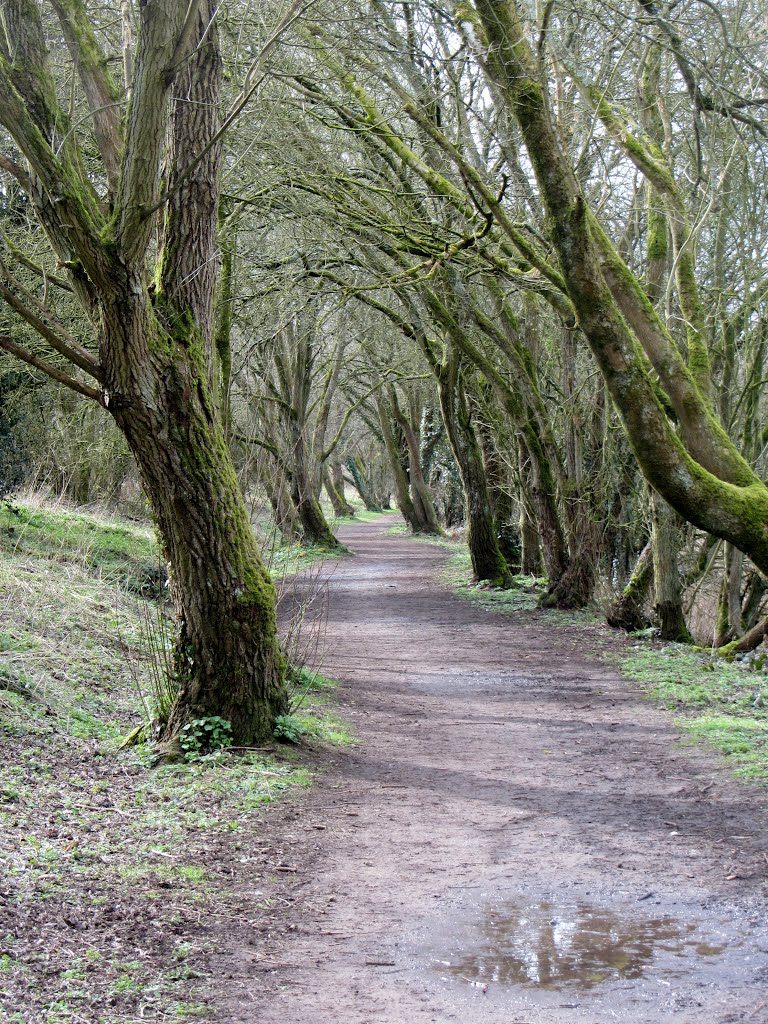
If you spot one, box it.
[0,334,104,403]
[50,0,124,193]
[0,257,102,380]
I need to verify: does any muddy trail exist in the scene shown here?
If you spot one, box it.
[213,516,768,1023]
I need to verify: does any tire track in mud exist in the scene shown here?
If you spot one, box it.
[215,516,768,1024]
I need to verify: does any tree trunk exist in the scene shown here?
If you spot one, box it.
[346,456,383,512]
[541,325,597,609]
[289,468,343,548]
[260,462,301,544]
[110,345,286,744]
[470,0,768,578]
[520,500,543,577]
[323,464,355,518]
[437,353,511,586]
[0,0,287,747]
[606,540,653,632]
[715,544,745,646]
[651,492,692,642]
[388,387,443,536]
[377,396,427,532]
[742,570,768,632]
[477,424,520,571]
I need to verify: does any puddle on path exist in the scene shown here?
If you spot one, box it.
[435,899,728,991]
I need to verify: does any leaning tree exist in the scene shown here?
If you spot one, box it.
[0,0,295,744]
[464,0,768,645]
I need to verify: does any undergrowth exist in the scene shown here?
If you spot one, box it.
[619,644,768,781]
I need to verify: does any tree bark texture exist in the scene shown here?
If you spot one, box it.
[377,395,429,532]
[606,540,654,632]
[346,455,383,512]
[651,492,692,642]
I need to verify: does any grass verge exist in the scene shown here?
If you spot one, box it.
[0,497,351,1023]
[427,528,768,781]
[618,643,768,781]
[435,541,604,622]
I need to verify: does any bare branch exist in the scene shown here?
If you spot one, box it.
[0,151,31,191]
[0,257,102,380]
[0,333,104,403]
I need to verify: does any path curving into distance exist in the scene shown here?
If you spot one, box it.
[216,515,768,1024]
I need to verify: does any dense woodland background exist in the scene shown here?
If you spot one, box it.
[2,0,768,736]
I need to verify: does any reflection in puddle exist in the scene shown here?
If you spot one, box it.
[440,900,727,991]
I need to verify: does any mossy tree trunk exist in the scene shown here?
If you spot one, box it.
[287,457,341,548]
[436,348,511,587]
[377,395,423,530]
[715,543,745,646]
[606,540,654,632]
[388,384,443,536]
[520,501,543,577]
[322,464,355,518]
[332,461,355,514]
[259,462,301,544]
[0,0,286,744]
[346,455,383,512]
[541,325,597,609]
[415,278,569,582]
[257,315,344,551]
[651,492,692,642]
[476,415,520,571]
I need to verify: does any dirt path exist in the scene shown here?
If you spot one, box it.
[214,516,768,1023]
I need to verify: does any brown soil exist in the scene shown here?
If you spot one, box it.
[209,516,768,1023]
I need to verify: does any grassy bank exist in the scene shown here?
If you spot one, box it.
[619,643,768,781]
[0,497,348,1023]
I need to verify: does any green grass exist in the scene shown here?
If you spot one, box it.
[2,497,163,596]
[619,644,768,779]
[439,542,544,613]
[267,539,348,578]
[332,507,394,526]
[430,533,768,778]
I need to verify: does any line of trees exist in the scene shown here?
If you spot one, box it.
[2,0,768,745]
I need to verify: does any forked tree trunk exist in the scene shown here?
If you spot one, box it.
[388,387,443,536]
[323,465,355,518]
[541,325,597,609]
[290,470,343,548]
[0,0,287,747]
[377,396,429,532]
[332,461,355,514]
[346,456,383,512]
[261,462,301,544]
[478,429,520,571]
